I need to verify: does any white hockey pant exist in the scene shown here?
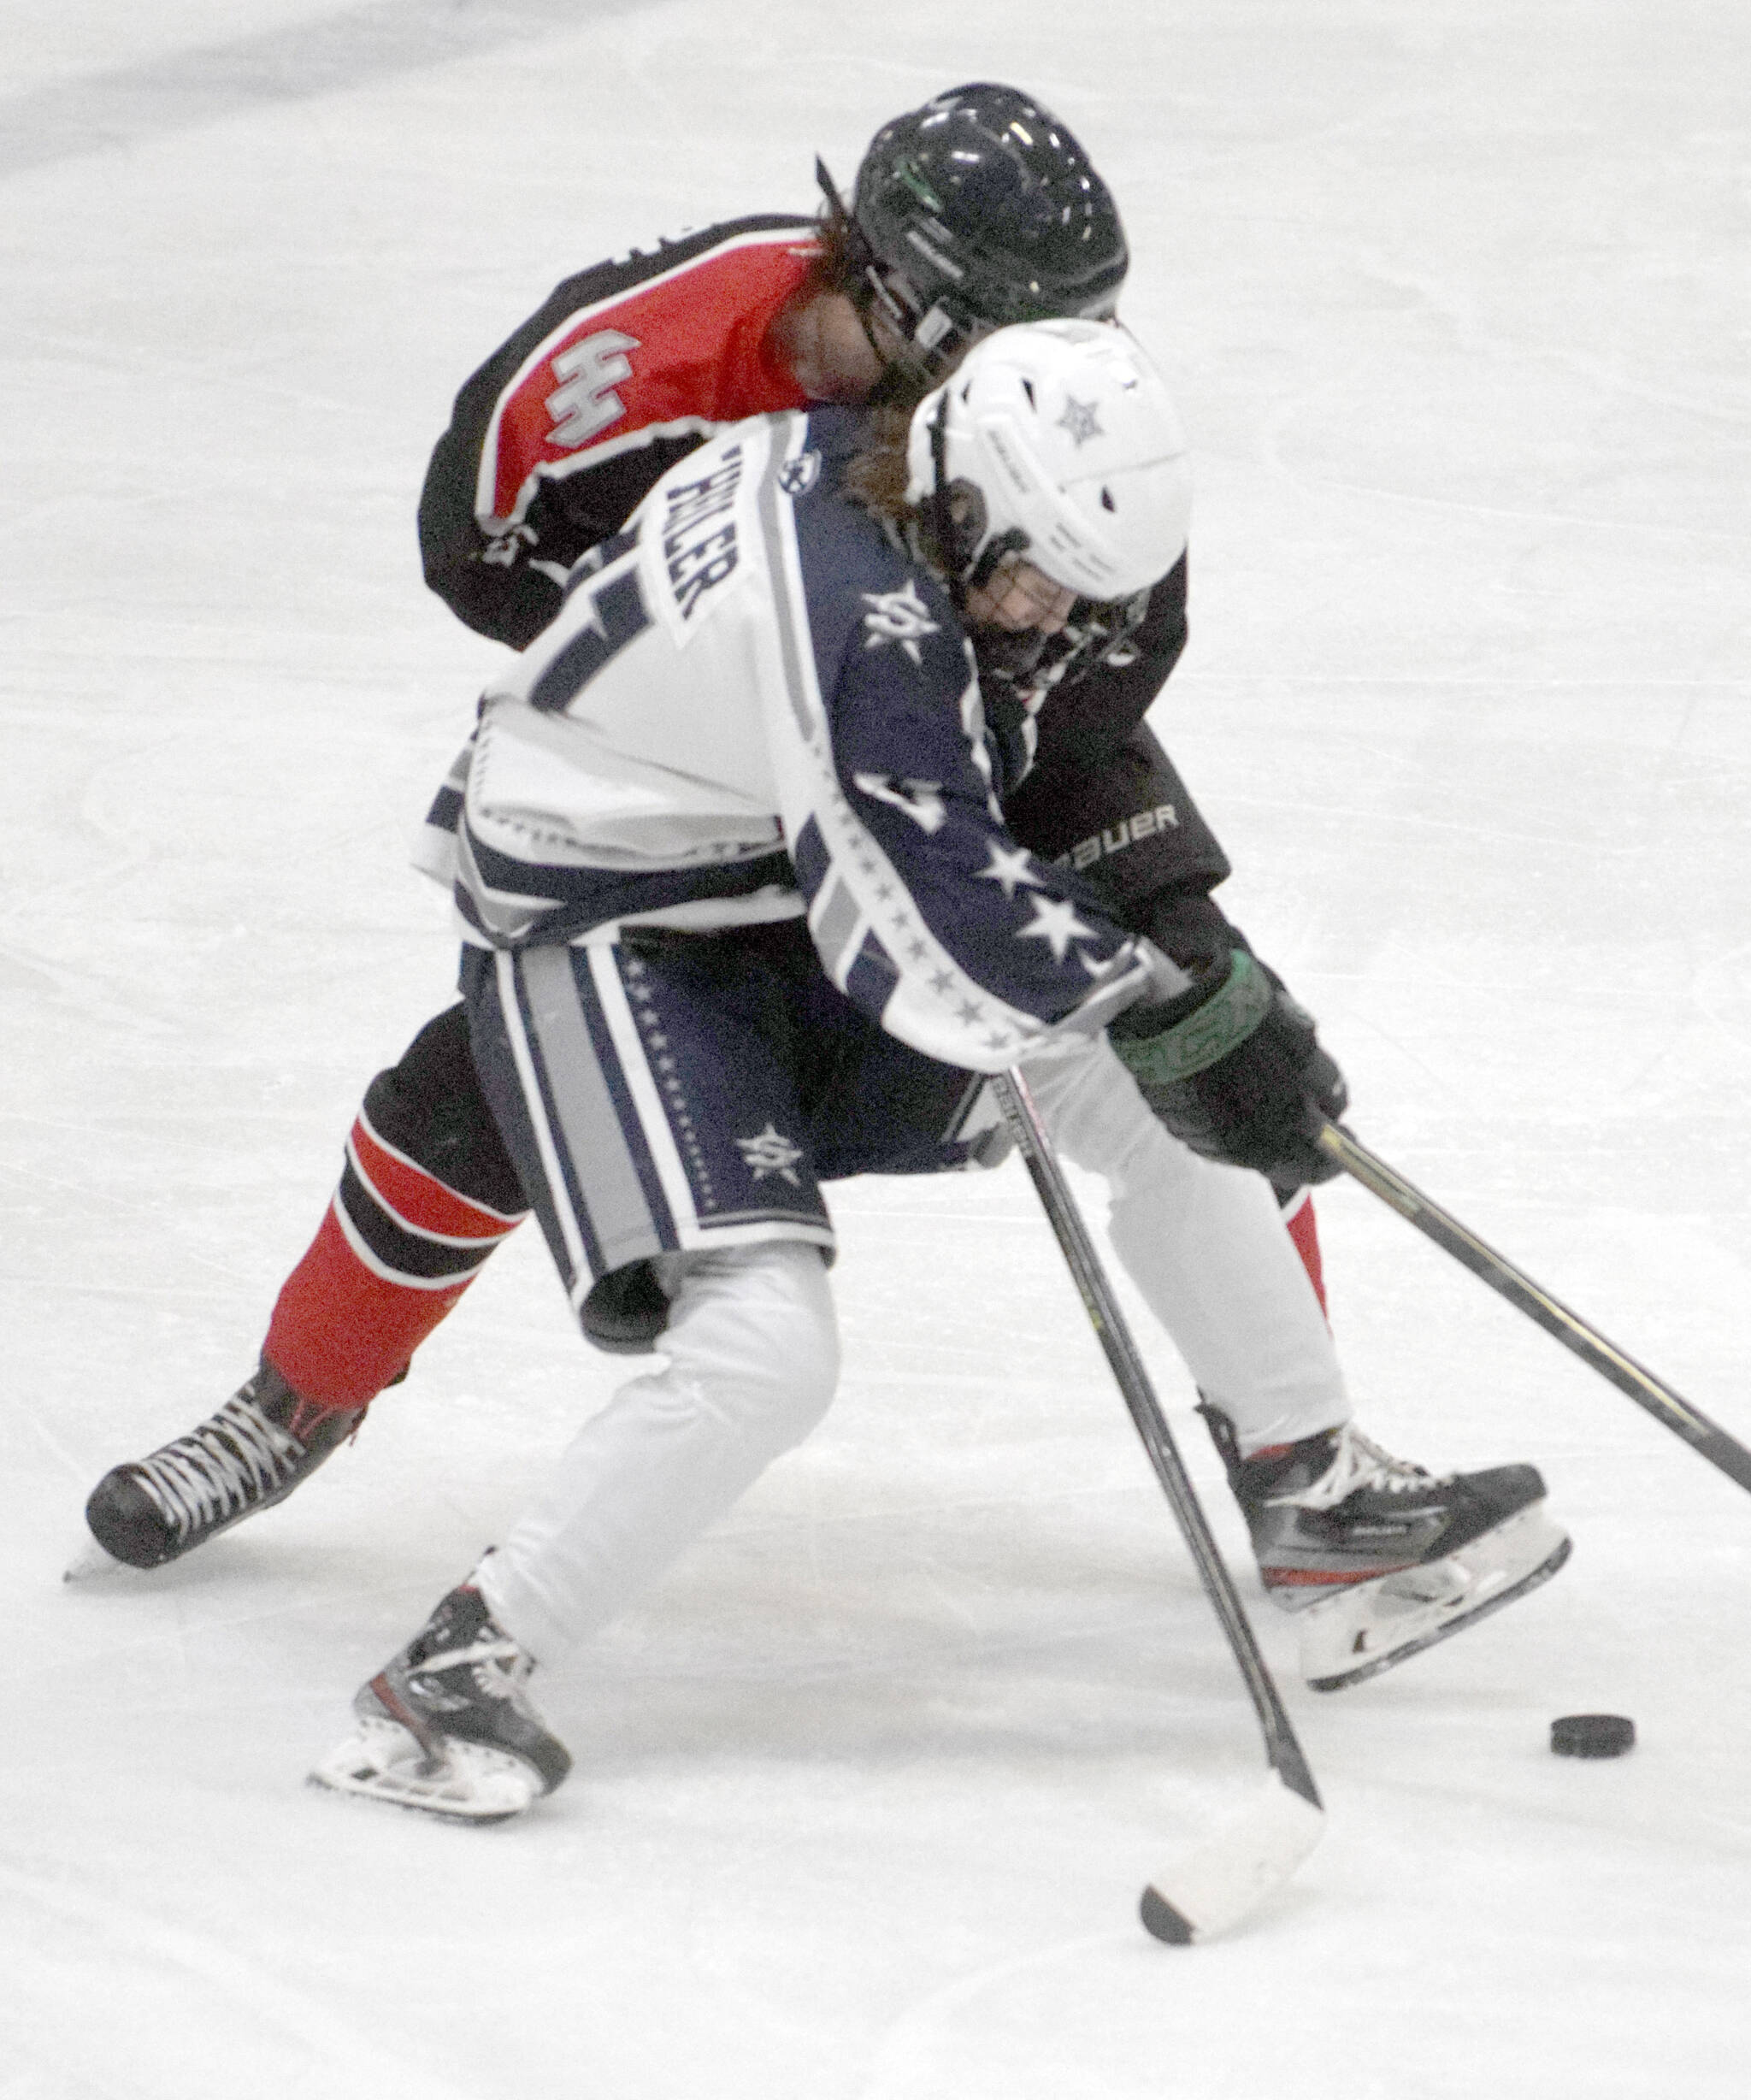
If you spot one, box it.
[476,1239,838,1663]
[1017,1036,1349,1455]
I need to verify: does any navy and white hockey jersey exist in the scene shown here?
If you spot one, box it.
[422,407,1153,1073]
[414,217,1233,963]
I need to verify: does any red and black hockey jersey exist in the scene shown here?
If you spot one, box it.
[420,218,819,651]
[416,216,1236,962]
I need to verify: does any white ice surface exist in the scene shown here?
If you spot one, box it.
[4,2,1750,2093]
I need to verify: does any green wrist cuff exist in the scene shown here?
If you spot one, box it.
[1114,949,1273,1083]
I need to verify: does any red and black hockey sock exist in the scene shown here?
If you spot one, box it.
[1279,1187,1329,1315]
[262,1005,530,1412]
[264,1111,527,1409]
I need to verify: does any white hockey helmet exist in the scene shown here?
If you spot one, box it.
[904,317,1191,602]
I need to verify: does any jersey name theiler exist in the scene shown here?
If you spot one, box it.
[661,446,743,617]
[1057,802,1181,871]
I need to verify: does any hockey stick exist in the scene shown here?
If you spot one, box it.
[992,1069,1324,1944]
[1316,1122,1751,1496]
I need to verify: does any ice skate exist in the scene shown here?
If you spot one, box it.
[1204,1407,1571,1691]
[82,1362,363,1570]
[311,1582,570,1821]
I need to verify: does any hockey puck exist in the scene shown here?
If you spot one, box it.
[1550,1714,1635,1759]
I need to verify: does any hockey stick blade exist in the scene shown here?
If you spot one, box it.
[993,1071,1324,1940]
[1317,1122,1751,1496]
[1140,1769,1326,1944]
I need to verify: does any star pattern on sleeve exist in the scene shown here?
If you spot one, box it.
[809,718,1127,1055]
[1016,894,1098,964]
[975,841,1047,900]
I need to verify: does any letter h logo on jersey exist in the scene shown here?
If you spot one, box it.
[545,330,640,450]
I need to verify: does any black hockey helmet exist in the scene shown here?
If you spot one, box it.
[819,82,1129,382]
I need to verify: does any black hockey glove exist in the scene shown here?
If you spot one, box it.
[1108,950,1347,1186]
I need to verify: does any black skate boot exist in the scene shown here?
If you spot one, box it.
[312,1581,570,1821]
[1202,1405,1571,1690]
[84,1361,363,1570]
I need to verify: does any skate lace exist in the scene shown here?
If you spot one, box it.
[127,1395,304,1542]
[416,1633,534,1702]
[1276,1425,1443,1512]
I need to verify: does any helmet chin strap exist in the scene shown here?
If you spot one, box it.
[923,398,1050,693]
[926,395,966,611]
[926,393,1031,605]
[821,156,999,391]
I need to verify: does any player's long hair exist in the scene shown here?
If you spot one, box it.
[806,196,939,412]
[842,407,954,575]
[811,194,858,298]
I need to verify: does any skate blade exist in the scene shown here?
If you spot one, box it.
[1300,1504,1572,1693]
[309,1717,539,1824]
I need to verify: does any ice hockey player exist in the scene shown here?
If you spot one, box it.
[309,322,1562,1815]
[84,86,1567,1692]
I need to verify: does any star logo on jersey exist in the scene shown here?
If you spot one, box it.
[975,841,1047,900]
[736,1123,805,1186]
[1016,894,1098,963]
[778,450,822,498]
[861,581,940,665]
[1057,396,1104,447]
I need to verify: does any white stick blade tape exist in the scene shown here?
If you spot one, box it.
[1139,1771,1324,1944]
